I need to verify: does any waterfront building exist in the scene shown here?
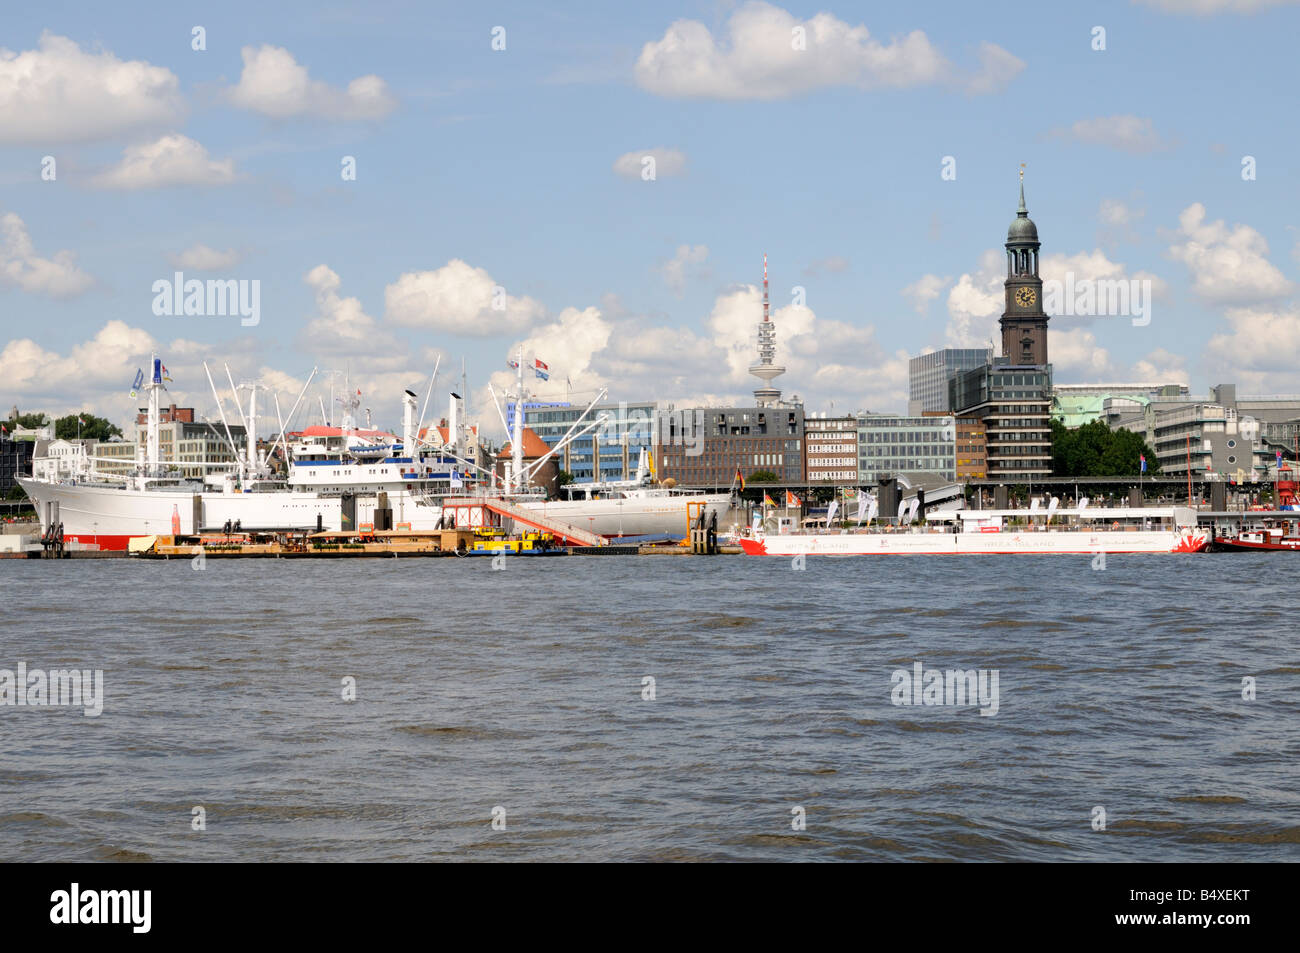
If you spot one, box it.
[908,348,992,415]
[1106,383,1300,481]
[949,172,1053,479]
[1052,382,1189,429]
[856,414,957,484]
[804,415,858,483]
[0,434,35,498]
[512,399,658,483]
[657,403,805,486]
[92,406,245,478]
[655,256,806,486]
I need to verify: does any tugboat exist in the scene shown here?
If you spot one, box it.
[1209,525,1300,552]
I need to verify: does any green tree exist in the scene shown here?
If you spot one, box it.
[747,469,780,483]
[557,469,574,488]
[54,413,122,441]
[1051,419,1158,476]
[6,412,49,430]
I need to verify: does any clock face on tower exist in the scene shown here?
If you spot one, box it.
[1015,287,1037,308]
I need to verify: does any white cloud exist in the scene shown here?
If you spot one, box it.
[0,320,157,411]
[966,42,1027,96]
[1206,304,1300,384]
[301,264,403,367]
[658,244,709,295]
[92,134,237,190]
[226,44,396,120]
[1051,115,1172,153]
[1131,348,1188,382]
[804,255,850,276]
[901,274,950,314]
[1039,249,1168,326]
[1167,203,1293,304]
[476,280,907,426]
[384,259,546,336]
[634,1,1019,100]
[0,32,183,144]
[1,211,94,298]
[1137,0,1299,13]
[613,147,687,179]
[944,249,1004,346]
[1049,328,1114,379]
[167,244,243,271]
[1098,198,1139,228]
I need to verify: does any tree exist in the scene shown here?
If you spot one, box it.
[747,470,780,483]
[1051,419,1158,477]
[557,470,574,488]
[6,412,49,430]
[54,413,122,441]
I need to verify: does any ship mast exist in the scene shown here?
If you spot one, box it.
[146,354,162,476]
[512,343,525,493]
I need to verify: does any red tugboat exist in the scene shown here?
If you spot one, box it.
[1212,526,1300,552]
[1212,465,1300,550]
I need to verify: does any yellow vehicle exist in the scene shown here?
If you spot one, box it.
[468,529,561,555]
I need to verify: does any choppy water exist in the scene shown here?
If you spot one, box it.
[2,553,1298,862]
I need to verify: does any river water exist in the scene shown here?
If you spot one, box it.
[2,553,1297,861]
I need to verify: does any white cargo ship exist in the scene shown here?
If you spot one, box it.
[19,354,736,549]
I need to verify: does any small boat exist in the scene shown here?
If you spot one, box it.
[1209,526,1300,552]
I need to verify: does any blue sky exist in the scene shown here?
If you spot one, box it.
[3,0,1299,434]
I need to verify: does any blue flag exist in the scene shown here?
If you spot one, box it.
[129,368,144,398]
[534,368,549,381]
[1140,454,1147,473]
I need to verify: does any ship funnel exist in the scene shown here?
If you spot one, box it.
[402,390,418,455]
[447,392,462,453]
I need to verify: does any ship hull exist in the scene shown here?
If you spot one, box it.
[517,494,733,539]
[17,478,445,551]
[735,529,1208,556]
[1208,537,1300,552]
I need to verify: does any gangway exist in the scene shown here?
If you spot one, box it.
[440,496,607,547]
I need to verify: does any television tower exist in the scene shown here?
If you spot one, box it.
[749,253,786,406]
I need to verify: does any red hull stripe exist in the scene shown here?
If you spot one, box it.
[62,534,139,552]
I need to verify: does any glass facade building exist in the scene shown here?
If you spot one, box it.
[510,400,658,483]
[908,348,991,415]
[856,414,957,483]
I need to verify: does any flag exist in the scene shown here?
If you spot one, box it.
[734,467,745,490]
[1140,453,1147,473]
[534,367,549,381]
[785,490,801,507]
[763,492,776,507]
[161,364,172,382]
[130,368,144,398]
[534,358,548,371]
[825,500,839,524]
[843,487,857,501]
[1,424,7,434]
[78,416,85,425]
[507,359,520,369]
[1277,451,1284,468]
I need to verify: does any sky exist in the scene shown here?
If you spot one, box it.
[2,0,1300,438]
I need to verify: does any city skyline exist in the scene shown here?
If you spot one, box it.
[3,1,1300,436]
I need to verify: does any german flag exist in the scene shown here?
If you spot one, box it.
[762,492,776,507]
[734,467,745,490]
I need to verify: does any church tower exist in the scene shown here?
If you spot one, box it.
[1000,169,1048,366]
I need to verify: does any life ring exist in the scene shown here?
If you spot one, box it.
[1111,521,1119,530]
